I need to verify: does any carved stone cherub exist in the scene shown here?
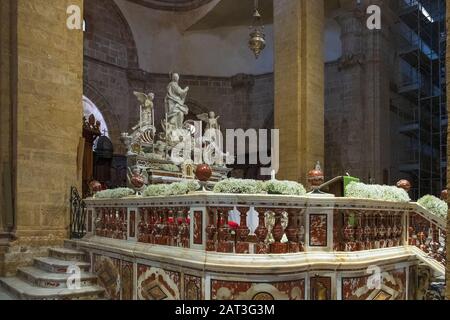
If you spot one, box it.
[134,91,154,111]
[197,111,220,131]
[133,91,155,130]
[127,166,148,195]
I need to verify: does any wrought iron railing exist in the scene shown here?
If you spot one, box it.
[70,187,87,239]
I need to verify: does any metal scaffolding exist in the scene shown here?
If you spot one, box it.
[394,0,447,199]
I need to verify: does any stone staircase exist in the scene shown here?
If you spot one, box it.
[0,247,104,300]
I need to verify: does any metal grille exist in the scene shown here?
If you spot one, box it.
[70,187,87,239]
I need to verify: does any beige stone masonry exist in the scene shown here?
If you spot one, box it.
[273,0,325,185]
[1,0,84,276]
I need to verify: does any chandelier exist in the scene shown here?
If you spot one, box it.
[248,0,266,59]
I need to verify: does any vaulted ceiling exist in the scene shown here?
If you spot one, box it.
[123,0,352,31]
[187,0,273,31]
[125,0,214,11]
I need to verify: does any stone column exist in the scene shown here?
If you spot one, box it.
[330,9,366,180]
[273,0,324,184]
[0,0,14,238]
[1,0,84,276]
[362,0,392,184]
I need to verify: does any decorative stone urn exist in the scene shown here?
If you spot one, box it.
[195,164,212,191]
[89,180,103,195]
[195,164,212,182]
[396,179,411,193]
[307,161,324,191]
[441,189,448,201]
[131,172,145,189]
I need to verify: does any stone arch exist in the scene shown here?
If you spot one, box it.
[84,0,139,69]
[126,0,215,11]
[83,83,123,154]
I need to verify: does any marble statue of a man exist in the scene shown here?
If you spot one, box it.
[165,73,189,130]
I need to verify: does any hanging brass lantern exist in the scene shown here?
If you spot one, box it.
[248,0,266,59]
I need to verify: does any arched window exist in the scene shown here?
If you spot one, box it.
[83,95,109,138]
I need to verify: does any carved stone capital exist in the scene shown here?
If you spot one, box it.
[338,53,365,70]
[336,10,364,32]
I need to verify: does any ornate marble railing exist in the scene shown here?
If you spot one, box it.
[84,194,446,267]
[408,211,446,267]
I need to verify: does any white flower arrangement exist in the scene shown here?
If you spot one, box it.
[143,180,200,197]
[345,182,411,203]
[264,180,306,196]
[213,179,265,194]
[166,180,200,195]
[160,164,180,172]
[143,184,169,197]
[417,195,448,219]
[95,188,135,199]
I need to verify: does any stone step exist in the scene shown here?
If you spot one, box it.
[34,257,90,273]
[48,247,86,262]
[0,277,104,300]
[64,240,80,250]
[0,286,14,300]
[17,266,97,289]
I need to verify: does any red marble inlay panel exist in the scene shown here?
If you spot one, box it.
[309,214,328,247]
[342,268,407,300]
[255,243,270,254]
[129,210,136,238]
[193,211,203,245]
[137,264,181,300]
[211,279,305,300]
[121,261,134,300]
[235,242,250,254]
[184,274,203,300]
[341,276,370,300]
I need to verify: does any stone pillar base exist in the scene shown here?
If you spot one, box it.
[206,240,216,251]
[179,238,189,248]
[254,243,270,254]
[0,230,66,277]
[235,242,250,254]
[146,235,155,244]
[270,242,289,254]
[288,242,300,253]
[217,241,234,253]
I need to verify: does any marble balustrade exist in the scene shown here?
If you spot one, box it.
[84,194,446,266]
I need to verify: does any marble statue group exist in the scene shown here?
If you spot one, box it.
[121,73,229,183]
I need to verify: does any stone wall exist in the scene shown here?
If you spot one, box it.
[142,73,274,132]
[446,0,450,301]
[84,0,274,159]
[84,0,139,154]
[1,0,84,276]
